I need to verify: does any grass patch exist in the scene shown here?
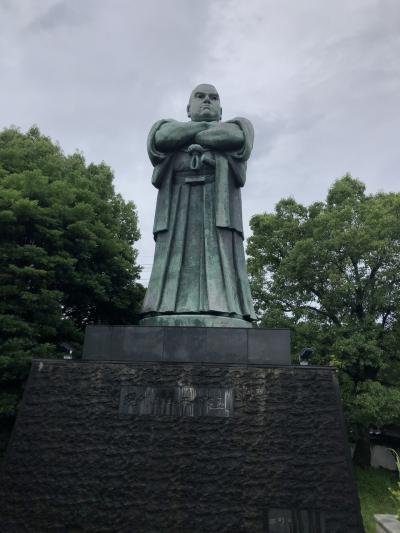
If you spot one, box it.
[355,465,398,532]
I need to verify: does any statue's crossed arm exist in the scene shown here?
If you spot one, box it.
[155,120,244,152]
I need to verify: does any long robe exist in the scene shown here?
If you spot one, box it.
[141,117,256,322]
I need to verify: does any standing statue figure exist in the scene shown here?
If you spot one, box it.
[140,84,256,328]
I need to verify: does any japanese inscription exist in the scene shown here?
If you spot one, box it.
[119,385,234,418]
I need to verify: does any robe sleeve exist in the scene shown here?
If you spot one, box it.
[147,119,175,188]
[146,119,176,232]
[226,117,254,162]
[223,117,254,187]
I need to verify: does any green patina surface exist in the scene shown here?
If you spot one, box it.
[140,314,253,328]
[140,84,256,328]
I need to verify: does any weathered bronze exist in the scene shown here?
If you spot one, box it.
[140,84,256,327]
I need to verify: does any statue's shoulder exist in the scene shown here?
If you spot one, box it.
[147,119,177,165]
[228,116,253,130]
[228,117,254,147]
[148,119,177,154]
[149,118,177,132]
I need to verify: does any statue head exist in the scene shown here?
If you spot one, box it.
[187,84,222,122]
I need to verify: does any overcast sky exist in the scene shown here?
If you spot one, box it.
[1,0,399,284]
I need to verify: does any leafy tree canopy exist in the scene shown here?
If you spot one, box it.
[247,175,400,456]
[0,126,144,426]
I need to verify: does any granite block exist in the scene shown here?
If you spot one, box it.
[82,325,291,365]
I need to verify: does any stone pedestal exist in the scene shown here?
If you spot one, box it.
[82,325,291,365]
[0,327,363,532]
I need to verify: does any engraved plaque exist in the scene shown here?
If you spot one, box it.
[119,385,233,417]
[266,508,326,533]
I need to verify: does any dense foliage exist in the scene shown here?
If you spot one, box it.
[248,175,400,462]
[0,126,143,432]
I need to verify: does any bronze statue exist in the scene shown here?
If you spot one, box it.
[140,84,256,327]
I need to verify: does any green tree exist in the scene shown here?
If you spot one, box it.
[0,126,144,448]
[247,175,400,466]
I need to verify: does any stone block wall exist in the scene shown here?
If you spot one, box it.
[0,360,363,532]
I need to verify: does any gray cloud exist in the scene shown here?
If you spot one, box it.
[26,1,87,32]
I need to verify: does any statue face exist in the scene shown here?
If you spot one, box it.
[187,84,222,122]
